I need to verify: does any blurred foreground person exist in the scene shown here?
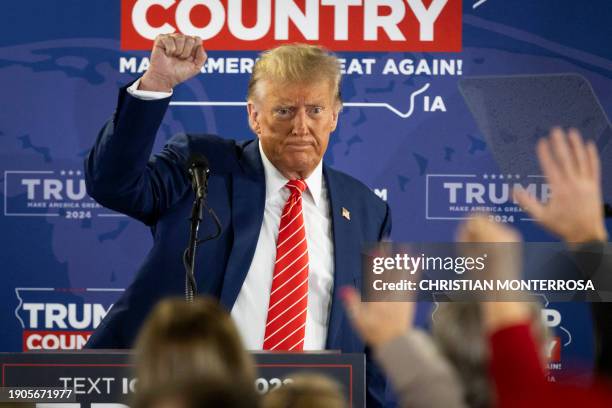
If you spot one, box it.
[432,301,548,408]
[133,378,259,408]
[459,216,612,407]
[515,127,612,376]
[344,129,612,407]
[262,373,347,408]
[341,286,466,407]
[133,297,256,399]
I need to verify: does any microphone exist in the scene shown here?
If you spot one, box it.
[186,153,210,200]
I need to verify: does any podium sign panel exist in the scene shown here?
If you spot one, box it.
[0,352,364,407]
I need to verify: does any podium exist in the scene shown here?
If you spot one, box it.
[0,351,365,407]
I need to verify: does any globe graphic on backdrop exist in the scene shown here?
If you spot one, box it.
[0,40,207,352]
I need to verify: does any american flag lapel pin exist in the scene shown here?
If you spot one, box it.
[342,207,350,220]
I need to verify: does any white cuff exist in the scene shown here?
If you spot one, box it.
[127,78,173,100]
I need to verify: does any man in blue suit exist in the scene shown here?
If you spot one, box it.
[85,34,391,406]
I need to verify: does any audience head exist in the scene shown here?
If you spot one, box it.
[133,377,260,408]
[134,297,256,393]
[262,373,347,408]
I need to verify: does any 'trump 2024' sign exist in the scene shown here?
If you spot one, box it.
[121,0,462,51]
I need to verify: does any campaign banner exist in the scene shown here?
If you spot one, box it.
[1,0,610,388]
[120,0,462,51]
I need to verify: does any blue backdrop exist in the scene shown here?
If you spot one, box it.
[1,0,611,385]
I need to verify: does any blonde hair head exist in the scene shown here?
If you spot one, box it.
[247,43,342,105]
[263,373,347,408]
[134,297,256,393]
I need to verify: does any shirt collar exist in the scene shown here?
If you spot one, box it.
[258,141,323,207]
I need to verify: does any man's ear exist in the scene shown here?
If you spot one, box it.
[330,104,341,132]
[247,101,261,136]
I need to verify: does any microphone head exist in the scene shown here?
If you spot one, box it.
[186,153,209,171]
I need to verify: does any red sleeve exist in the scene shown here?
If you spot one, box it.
[489,322,549,407]
[489,322,612,408]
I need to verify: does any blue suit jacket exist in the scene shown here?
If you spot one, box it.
[84,85,392,406]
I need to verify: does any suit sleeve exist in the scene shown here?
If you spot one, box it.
[365,202,394,407]
[379,203,392,240]
[365,350,388,408]
[84,85,191,225]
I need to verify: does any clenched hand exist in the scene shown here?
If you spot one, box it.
[140,33,207,92]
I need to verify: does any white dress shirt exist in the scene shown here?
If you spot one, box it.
[231,143,334,350]
[128,80,335,350]
[127,78,173,99]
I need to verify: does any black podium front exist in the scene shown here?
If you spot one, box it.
[0,351,365,407]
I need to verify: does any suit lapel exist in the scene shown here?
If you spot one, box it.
[219,139,266,309]
[324,166,360,349]
[219,155,360,349]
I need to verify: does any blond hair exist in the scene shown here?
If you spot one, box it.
[247,43,342,104]
[134,297,256,393]
[262,373,347,408]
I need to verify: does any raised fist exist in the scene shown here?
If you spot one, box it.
[139,33,207,92]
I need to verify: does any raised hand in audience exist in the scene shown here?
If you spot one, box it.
[341,286,414,348]
[516,128,612,376]
[514,128,607,243]
[456,216,529,332]
[341,272,466,407]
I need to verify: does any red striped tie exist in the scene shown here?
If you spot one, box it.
[263,179,309,351]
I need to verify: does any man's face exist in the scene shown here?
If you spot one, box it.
[247,79,340,179]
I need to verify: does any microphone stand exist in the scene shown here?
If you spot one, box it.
[183,170,223,302]
[184,193,204,302]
